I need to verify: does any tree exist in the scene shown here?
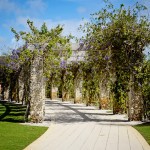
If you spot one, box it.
[10,20,72,122]
[80,1,150,119]
[137,58,150,120]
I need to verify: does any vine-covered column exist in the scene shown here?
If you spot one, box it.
[128,75,143,121]
[18,69,24,104]
[29,54,44,123]
[99,79,111,110]
[74,80,82,103]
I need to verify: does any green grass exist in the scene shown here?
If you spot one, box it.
[0,102,48,150]
[0,122,48,150]
[0,102,26,122]
[134,123,150,145]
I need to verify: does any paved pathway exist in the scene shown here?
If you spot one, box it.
[24,99,150,150]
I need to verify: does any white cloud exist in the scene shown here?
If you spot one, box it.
[0,0,22,15]
[77,7,87,13]
[62,0,91,2]
[0,0,46,16]
[0,36,5,43]
[27,0,46,12]
[1,17,87,54]
[16,17,87,39]
[11,38,24,49]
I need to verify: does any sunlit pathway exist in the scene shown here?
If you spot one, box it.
[24,99,150,150]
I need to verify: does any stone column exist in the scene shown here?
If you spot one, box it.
[42,77,46,100]
[74,80,82,103]
[29,55,44,123]
[75,87,82,103]
[128,88,143,121]
[130,93,143,121]
[52,87,58,99]
[99,80,111,110]
[18,72,24,104]
[4,87,9,100]
[128,74,143,121]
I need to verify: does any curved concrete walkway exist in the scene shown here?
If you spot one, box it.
[24,99,150,150]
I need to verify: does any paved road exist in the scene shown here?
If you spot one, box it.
[24,99,150,150]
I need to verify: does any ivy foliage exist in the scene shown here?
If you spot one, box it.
[1,1,150,118]
[11,19,72,77]
[79,1,150,111]
[2,20,72,103]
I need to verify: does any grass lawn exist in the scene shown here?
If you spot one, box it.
[0,102,48,150]
[134,123,150,145]
[0,101,26,122]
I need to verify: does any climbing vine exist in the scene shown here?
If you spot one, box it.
[0,1,150,121]
[79,1,150,115]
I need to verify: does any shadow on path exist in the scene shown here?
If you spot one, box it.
[45,100,128,124]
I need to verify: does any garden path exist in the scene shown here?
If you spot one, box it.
[24,99,150,150]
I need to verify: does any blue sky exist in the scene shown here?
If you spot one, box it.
[0,0,150,54]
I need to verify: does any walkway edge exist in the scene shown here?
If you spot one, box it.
[128,126,150,150]
[24,124,55,150]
